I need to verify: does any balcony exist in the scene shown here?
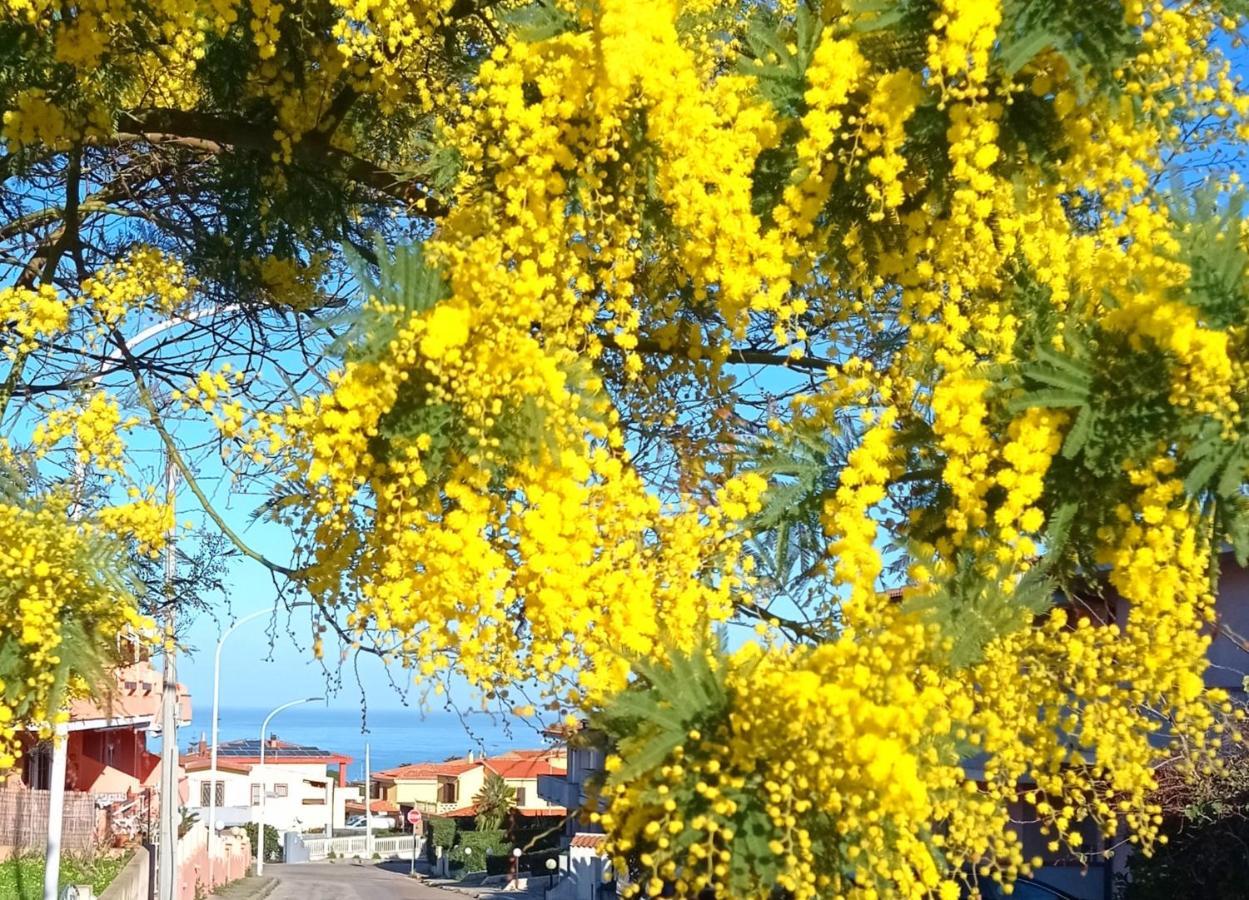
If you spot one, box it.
[537,773,572,808]
[66,661,191,727]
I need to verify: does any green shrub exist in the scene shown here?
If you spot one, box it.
[425,815,456,863]
[448,829,509,873]
[0,851,131,900]
[1117,813,1249,899]
[243,823,284,863]
[524,849,562,876]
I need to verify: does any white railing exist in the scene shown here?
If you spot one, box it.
[301,834,420,861]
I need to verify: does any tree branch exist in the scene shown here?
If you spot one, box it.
[115,108,449,216]
[115,332,302,579]
[602,333,841,374]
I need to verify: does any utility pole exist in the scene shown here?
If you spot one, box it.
[41,723,68,900]
[156,456,179,900]
[364,743,372,858]
[256,698,322,877]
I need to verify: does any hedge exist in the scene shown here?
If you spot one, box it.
[448,828,510,872]
[484,848,561,878]
[424,815,457,863]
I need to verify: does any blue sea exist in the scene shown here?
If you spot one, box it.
[171,705,548,782]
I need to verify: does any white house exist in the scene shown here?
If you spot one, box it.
[182,737,353,835]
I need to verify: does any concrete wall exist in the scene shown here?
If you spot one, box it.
[176,823,250,900]
[385,778,440,807]
[98,846,149,900]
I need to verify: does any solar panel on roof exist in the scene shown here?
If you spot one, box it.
[215,739,337,757]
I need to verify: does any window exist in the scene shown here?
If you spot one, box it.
[25,745,52,790]
[273,784,288,798]
[437,780,457,804]
[250,783,261,806]
[200,781,225,807]
[514,787,526,806]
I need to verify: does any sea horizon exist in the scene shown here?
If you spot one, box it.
[170,704,554,783]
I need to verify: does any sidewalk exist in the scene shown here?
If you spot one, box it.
[212,876,277,899]
[416,873,545,899]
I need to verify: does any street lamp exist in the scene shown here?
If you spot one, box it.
[207,603,307,884]
[45,306,238,900]
[255,697,323,876]
[511,846,522,886]
[545,856,557,888]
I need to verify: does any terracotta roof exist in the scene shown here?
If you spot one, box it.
[373,759,480,781]
[495,748,564,761]
[345,799,398,814]
[485,757,565,779]
[444,805,568,819]
[570,833,606,849]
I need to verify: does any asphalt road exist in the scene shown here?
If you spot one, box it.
[265,862,452,899]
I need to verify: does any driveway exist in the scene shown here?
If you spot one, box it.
[266,862,452,900]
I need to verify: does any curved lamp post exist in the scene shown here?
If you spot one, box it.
[255,697,323,876]
[207,603,308,884]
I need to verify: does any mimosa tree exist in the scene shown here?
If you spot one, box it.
[3,0,1249,896]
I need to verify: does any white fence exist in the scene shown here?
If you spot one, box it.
[300,833,421,861]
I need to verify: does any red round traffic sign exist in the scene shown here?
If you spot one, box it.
[407,809,423,826]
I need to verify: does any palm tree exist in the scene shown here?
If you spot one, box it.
[473,771,516,831]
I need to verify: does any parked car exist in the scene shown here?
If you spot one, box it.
[971,877,1080,900]
[344,813,395,830]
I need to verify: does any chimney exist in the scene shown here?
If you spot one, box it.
[467,750,474,763]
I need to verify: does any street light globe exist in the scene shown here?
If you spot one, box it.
[545,858,557,871]
[512,848,523,858]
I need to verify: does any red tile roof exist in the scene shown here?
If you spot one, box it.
[444,805,568,819]
[372,759,479,781]
[345,798,398,814]
[495,748,564,760]
[570,833,606,849]
[485,757,565,779]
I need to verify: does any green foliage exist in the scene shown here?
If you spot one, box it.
[499,0,579,42]
[996,0,1137,92]
[0,851,131,900]
[902,554,1058,668]
[449,829,509,872]
[473,772,517,831]
[594,641,733,786]
[243,822,283,863]
[425,815,457,863]
[594,641,811,895]
[336,233,452,364]
[1011,329,1177,473]
[740,422,856,614]
[1169,184,1249,331]
[736,3,822,118]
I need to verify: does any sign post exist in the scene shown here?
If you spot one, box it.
[407,809,423,875]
